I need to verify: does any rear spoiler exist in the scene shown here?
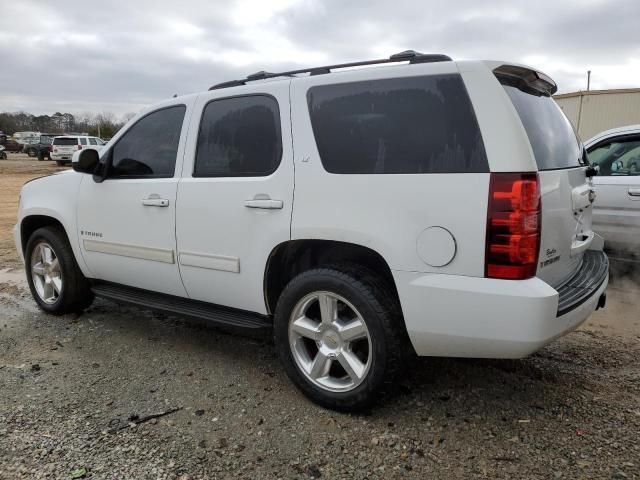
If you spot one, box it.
[493,64,557,97]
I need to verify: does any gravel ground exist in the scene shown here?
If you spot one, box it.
[1,157,639,479]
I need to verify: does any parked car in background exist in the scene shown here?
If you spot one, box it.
[2,138,25,153]
[585,125,640,261]
[23,134,55,159]
[50,136,106,166]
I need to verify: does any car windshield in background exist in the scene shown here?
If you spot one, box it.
[501,85,582,170]
[53,138,78,146]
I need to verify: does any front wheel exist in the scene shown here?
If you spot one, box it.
[25,227,94,314]
[27,148,37,157]
[274,266,407,411]
[0,152,6,160]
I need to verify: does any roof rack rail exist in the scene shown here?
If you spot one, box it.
[208,50,452,90]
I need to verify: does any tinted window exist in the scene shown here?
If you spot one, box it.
[53,138,78,146]
[588,136,640,176]
[110,105,185,177]
[307,74,488,174]
[89,138,97,145]
[79,138,87,145]
[502,85,581,170]
[194,95,282,177]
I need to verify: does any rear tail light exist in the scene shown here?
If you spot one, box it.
[485,173,541,280]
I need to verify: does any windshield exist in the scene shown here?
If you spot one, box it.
[53,138,78,146]
[501,84,582,170]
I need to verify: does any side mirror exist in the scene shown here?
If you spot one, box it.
[72,149,99,174]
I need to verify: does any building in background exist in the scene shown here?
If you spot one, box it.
[555,88,640,140]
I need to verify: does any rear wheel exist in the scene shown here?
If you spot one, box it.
[0,151,6,160]
[25,227,94,314]
[27,148,37,157]
[274,266,407,411]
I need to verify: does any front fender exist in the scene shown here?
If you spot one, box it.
[18,173,93,277]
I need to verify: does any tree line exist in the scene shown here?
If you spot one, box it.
[0,111,136,139]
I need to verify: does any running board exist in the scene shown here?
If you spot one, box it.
[91,282,271,335]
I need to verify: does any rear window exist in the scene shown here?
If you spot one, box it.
[53,138,78,146]
[307,74,488,174]
[501,85,581,170]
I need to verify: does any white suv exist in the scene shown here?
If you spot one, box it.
[50,135,106,166]
[14,51,608,410]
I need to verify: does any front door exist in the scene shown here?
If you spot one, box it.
[176,82,294,314]
[588,134,640,258]
[76,102,192,297]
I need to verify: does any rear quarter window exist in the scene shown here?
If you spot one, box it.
[307,74,488,174]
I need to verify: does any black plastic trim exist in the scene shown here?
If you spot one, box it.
[91,281,272,336]
[556,250,608,317]
[208,50,452,90]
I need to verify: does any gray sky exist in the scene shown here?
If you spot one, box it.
[2,0,639,117]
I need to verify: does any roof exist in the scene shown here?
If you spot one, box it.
[554,87,640,100]
[584,124,640,147]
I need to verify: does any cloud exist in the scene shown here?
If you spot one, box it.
[1,0,638,116]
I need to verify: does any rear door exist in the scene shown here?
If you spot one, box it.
[497,70,594,287]
[175,81,294,314]
[587,134,640,258]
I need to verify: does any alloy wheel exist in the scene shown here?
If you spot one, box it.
[288,291,372,392]
[30,242,62,304]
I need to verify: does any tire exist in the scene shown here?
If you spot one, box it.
[25,226,94,314]
[274,265,407,411]
[55,160,65,167]
[27,148,37,157]
[0,152,6,160]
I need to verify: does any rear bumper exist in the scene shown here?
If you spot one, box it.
[394,252,608,358]
[50,153,72,161]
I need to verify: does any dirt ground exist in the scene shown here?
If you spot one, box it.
[0,155,639,479]
[0,155,67,269]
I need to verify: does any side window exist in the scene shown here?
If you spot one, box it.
[307,74,488,174]
[88,138,97,145]
[109,105,186,178]
[194,95,282,177]
[79,138,87,145]
[588,137,640,176]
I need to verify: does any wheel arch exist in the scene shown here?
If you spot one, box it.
[20,215,67,255]
[263,239,401,315]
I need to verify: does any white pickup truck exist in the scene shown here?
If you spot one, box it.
[14,51,608,410]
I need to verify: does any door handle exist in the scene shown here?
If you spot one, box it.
[628,188,640,197]
[244,194,283,210]
[142,194,169,207]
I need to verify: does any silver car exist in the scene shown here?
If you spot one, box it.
[585,125,640,260]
